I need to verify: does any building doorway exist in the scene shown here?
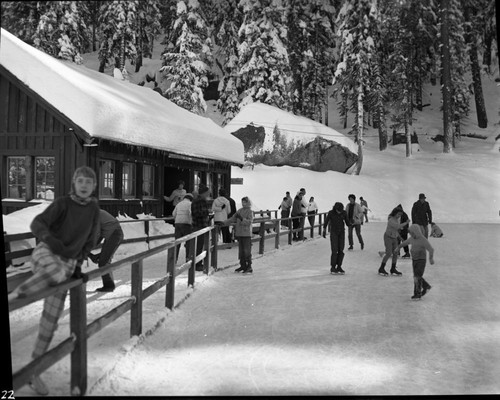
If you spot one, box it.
[163,167,191,216]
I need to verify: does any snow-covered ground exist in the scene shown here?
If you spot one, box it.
[82,223,499,396]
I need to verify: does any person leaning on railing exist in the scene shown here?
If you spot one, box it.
[7,166,100,396]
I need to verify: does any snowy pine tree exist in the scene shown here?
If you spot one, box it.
[135,0,162,72]
[32,1,89,64]
[288,0,337,121]
[213,1,243,125]
[160,0,213,114]
[334,0,380,174]
[98,0,138,73]
[0,1,40,45]
[237,0,293,111]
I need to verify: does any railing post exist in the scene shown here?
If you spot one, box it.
[188,237,196,287]
[288,217,293,245]
[275,220,280,249]
[211,226,218,270]
[70,283,87,396]
[145,220,150,249]
[319,213,323,236]
[165,247,176,310]
[259,222,265,255]
[203,231,210,274]
[310,215,314,238]
[130,260,143,337]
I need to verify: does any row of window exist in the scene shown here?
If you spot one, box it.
[99,160,155,199]
[5,156,227,202]
[7,156,55,200]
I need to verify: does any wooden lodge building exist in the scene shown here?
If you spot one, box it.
[0,29,244,218]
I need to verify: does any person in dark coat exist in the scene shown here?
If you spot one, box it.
[88,210,124,292]
[411,193,433,238]
[396,204,411,258]
[191,185,211,271]
[225,193,237,243]
[323,202,350,274]
[291,193,303,241]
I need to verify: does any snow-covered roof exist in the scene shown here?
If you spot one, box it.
[224,102,358,154]
[0,28,244,165]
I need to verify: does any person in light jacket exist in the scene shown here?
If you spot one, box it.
[172,193,193,262]
[224,196,254,274]
[430,222,444,238]
[307,196,318,228]
[378,207,409,276]
[345,194,365,250]
[212,188,231,243]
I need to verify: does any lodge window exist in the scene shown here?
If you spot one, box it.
[194,170,201,192]
[99,160,115,198]
[207,172,214,197]
[122,162,136,198]
[142,164,155,198]
[7,156,27,199]
[35,157,56,200]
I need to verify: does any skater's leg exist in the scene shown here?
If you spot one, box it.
[355,224,364,247]
[98,228,123,287]
[348,226,354,247]
[412,260,426,297]
[336,233,345,269]
[381,234,393,264]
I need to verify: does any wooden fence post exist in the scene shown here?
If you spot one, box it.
[259,222,265,255]
[188,237,196,287]
[70,284,88,396]
[144,220,150,249]
[319,213,323,236]
[130,260,143,337]
[165,247,176,310]
[275,220,280,249]
[203,231,210,274]
[288,217,293,245]
[211,226,218,270]
[310,215,314,238]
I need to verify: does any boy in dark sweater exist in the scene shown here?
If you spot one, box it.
[323,202,350,274]
[88,209,124,292]
[8,166,100,395]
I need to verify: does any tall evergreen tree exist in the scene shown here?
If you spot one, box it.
[237,0,293,110]
[33,1,90,64]
[160,0,213,114]
[334,0,380,174]
[0,1,41,45]
[98,0,138,73]
[288,0,337,121]
[463,0,488,128]
[440,0,453,153]
[135,0,162,72]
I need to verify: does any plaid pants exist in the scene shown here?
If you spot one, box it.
[16,242,77,359]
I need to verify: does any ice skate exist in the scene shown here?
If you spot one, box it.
[361,243,364,250]
[336,267,345,275]
[95,285,115,293]
[411,294,422,301]
[330,267,338,274]
[29,375,49,396]
[390,267,402,276]
[422,285,432,297]
[402,252,411,259]
[378,267,388,276]
[242,267,253,274]
[234,266,245,273]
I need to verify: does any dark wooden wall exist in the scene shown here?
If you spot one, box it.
[1,67,235,219]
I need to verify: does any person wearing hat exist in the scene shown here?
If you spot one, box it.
[411,193,433,238]
[172,193,194,262]
[191,185,211,271]
[323,202,350,274]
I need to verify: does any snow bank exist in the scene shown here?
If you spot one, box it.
[224,102,358,154]
[0,28,244,165]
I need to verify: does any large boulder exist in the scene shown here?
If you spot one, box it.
[225,103,358,173]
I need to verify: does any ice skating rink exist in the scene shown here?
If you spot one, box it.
[88,223,500,396]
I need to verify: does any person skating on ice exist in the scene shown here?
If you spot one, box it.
[394,224,435,300]
[345,194,365,250]
[378,207,409,276]
[411,193,433,238]
[323,202,350,275]
[396,204,411,258]
[224,197,254,273]
[359,196,369,223]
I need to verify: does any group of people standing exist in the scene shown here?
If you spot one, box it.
[278,188,318,241]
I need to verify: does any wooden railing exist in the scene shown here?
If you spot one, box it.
[6,210,328,396]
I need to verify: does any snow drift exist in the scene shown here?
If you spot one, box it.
[224,103,358,172]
